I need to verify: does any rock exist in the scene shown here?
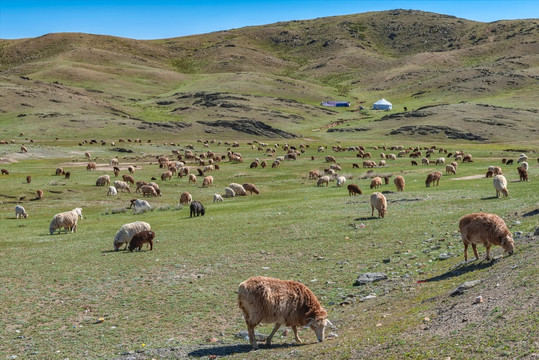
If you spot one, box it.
[354,272,388,286]
[383,258,391,264]
[450,280,482,296]
[235,330,267,341]
[474,296,483,304]
[360,294,377,302]
[438,253,451,260]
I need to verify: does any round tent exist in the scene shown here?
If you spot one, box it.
[372,99,392,110]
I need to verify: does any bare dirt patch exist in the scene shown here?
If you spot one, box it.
[452,174,485,180]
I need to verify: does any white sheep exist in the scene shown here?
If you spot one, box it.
[114,180,131,193]
[96,175,111,186]
[107,186,118,196]
[213,194,224,202]
[131,199,152,214]
[224,187,236,198]
[370,192,387,218]
[520,162,529,171]
[493,175,508,198]
[113,221,151,250]
[109,158,119,166]
[49,208,82,234]
[336,176,346,187]
[229,183,247,196]
[15,205,28,219]
[517,154,528,163]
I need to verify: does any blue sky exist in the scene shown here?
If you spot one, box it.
[1,0,538,40]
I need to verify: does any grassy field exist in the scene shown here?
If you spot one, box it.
[0,139,537,359]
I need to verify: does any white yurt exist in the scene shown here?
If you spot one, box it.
[372,99,392,110]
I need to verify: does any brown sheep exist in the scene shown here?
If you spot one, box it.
[238,276,329,349]
[140,185,158,197]
[55,167,65,175]
[180,191,192,205]
[64,171,71,179]
[317,176,330,187]
[128,230,155,252]
[250,161,258,169]
[113,169,120,177]
[425,171,442,187]
[325,155,336,163]
[394,176,405,191]
[243,183,260,194]
[1,169,9,175]
[127,166,135,174]
[188,173,197,183]
[462,154,473,162]
[486,170,494,178]
[411,160,418,166]
[135,181,149,192]
[202,175,214,187]
[122,174,135,184]
[352,163,360,169]
[518,167,529,182]
[370,192,387,218]
[347,184,362,196]
[459,213,514,261]
[309,169,320,180]
[383,176,390,185]
[26,175,31,183]
[36,189,43,199]
[260,160,267,168]
[370,177,382,189]
[86,162,96,171]
[445,165,456,175]
[161,170,172,181]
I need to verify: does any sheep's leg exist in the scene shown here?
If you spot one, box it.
[472,244,479,260]
[371,206,375,217]
[291,326,303,343]
[464,243,469,261]
[485,245,491,260]
[247,323,258,349]
[266,323,281,346]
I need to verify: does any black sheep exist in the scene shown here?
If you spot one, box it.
[190,201,205,217]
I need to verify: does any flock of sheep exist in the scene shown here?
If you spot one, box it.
[3,140,534,349]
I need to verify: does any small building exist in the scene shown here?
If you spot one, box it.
[321,101,350,107]
[372,99,392,110]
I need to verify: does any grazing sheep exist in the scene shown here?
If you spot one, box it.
[127,166,135,174]
[114,180,131,193]
[36,189,43,199]
[506,159,514,165]
[450,161,458,169]
[130,199,152,214]
[425,171,442,187]
[347,184,362,196]
[336,176,346,187]
[486,170,494,178]
[238,276,329,349]
[229,182,247,196]
[180,192,192,205]
[459,213,514,261]
[49,208,82,235]
[378,160,386,167]
[250,161,258,169]
[370,192,387,218]
[15,205,28,219]
[394,176,405,191]
[84,151,91,159]
[213,194,224,202]
[462,154,473,162]
[518,167,529,182]
[317,176,330,187]
[135,181,148,192]
[309,169,320,180]
[435,157,445,165]
[21,146,28,153]
[113,221,151,251]
[517,154,528,163]
[411,160,418,166]
[421,158,430,165]
[243,183,260,194]
[64,171,71,179]
[488,166,503,175]
[86,162,96,171]
[107,186,118,196]
[202,175,214,187]
[140,185,158,197]
[370,176,382,189]
[325,155,336,163]
[96,175,111,186]
[445,165,456,175]
[224,187,236,198]
[55,167,65,175]
[188,173,197,183]
[128,230,155,252]
[383,176,390,185]
[109,158,119,166]
[190,201,205,217]
[493,175,508,197]
[1,168,9,175]
[26,175,31,183]
[161,170,172,181]
[519,162,529,171]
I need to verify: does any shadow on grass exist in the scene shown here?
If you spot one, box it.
[480,196,499,200]
[188,343,303,357]
[354,216,379,221]
[420,259,497,282]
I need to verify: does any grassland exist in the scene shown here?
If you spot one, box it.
[0,139,537,359]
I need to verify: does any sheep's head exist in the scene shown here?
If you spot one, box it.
[307,311,330,342]
[501,236,515,255]
[501,188,509,197]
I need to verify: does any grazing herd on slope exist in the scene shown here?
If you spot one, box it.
[2,139,534,349]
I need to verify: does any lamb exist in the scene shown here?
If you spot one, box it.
[161,170,172,181]
[370,176,382,189]
[15,205,28,219]
[49,208,82,235]
[347,184,362,196]
[493,175,508,197]
[190,200,205,217]
[445,165,456,175]
[518,167,529,182]
[229,183,247,196]
[130,199,152,214]
[425,171,442,187]
[86,162,96,171]
[180,191,192,205]
[224,187,236,198]
[243,183,260,194]
[36,189,43,199]
[238,276,330,349]
[317,176,330,187]
[113,221,151,251]
[128,230,156,252]
[213,194,224,202]
[140,185,158,197]
[202,175,214,187]
[336,176,346,187]
[107,185,118,196]
[394,175,405,191]
[459,213,514,261]
[370,192,387,218]
[114,180,131,193]
[55,167,65,175]
[96,175,111,186]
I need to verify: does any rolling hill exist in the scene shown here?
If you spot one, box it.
[0,9,538,143]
